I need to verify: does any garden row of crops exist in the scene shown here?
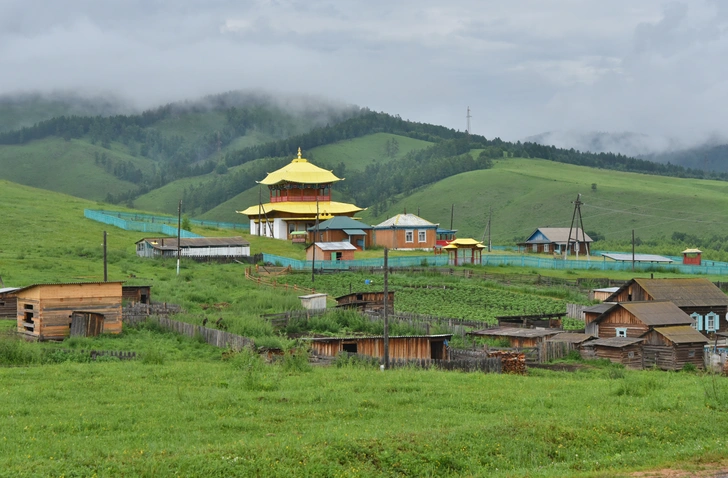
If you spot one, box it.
[271,271,571,323]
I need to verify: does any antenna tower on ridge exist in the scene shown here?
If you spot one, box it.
[466,106,472,135]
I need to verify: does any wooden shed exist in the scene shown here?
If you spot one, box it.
[306,334,452,360]
[299,293,328,310]
[122,285,151,304]
[582,303,615,327]
[581,337,644,369]
[0,287,20,318]
[589,287,620,302]
[604,278,728,335]
[15,282,123,341]
[468,327,563,348]
[585,301,694,339]
[641,325,708,370]
[546,332,594,346]
[335,291,394,314]
[306,242,357,261]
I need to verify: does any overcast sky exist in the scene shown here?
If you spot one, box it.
[2,0,727,147]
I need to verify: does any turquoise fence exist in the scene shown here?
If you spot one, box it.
[261,251,728,275]
[84,209,203,238]
[88,209,249,231]
[262,253,449,270]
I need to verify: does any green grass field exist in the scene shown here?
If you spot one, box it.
[360,157,728,244]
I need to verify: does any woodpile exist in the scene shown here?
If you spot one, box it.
[487,350,527,374]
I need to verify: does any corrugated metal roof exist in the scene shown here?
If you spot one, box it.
[634,278,728,307]
[547,333,594,344]
[0,287,20,294]
[587,337,643,347]
[308,216,372,231]
[583,303,616,314]
[16,281,125,293]
[343,229,367,236]
[311,242,357,251]
[139,236,250,251]
[602,253,673,263]
[303,334,453,341]
[469,327,563,338]
[652,326,708,344]
[238,201,363,216]
[593,287,620,293]
[374,213,438,228]
[619,301,694,326]
[526,228,593,244]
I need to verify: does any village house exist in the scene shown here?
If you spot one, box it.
[305,334,452,360]
[135,237,250,259]
[581,337,644,369]
[0,287,20,318]
[307,216,373,250]
[238,148,363,239]
[585,301,694,338]
[604,278,728,335]
[373,213,438,250]
[15,282,123,340]
[305,242,357,261]
[640,325,708,370]
[518,227,593,255]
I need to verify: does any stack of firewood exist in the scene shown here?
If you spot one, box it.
[487,351,527,374]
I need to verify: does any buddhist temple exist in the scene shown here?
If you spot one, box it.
[443,238,485,265]
[237,148,363,240]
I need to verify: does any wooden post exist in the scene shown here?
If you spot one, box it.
[177,199,182,276]
[103,231,108,282]
[632,229,635,272]
[383,248,390,370]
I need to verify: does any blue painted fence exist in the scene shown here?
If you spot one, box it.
[87,209,249,231]
[262,253,449,270]
[84,209,203,238]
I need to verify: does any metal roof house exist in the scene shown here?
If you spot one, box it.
[604,278,728,335]
[518,227,593,255]
[135,236,250,259]
[373,213,439,250]
[307,216,373,250]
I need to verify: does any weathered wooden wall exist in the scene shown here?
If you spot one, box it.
[587,344,643,369]
[0,293,17,318]
[310,336,448,360]
[596,308,649,338]
[123,314,254,351]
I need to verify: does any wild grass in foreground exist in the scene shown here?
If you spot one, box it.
[1,337,728,477]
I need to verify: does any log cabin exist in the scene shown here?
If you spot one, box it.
[580,337,644,369]
[0,287,20,318]
[604,278,728,336]
[305,334,452,360]
[640,325,708,370]
[585,301,694,339]
[15,282,123,340]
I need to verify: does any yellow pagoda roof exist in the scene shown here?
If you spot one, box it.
[259,148,341,185]
[443,238,485,249]
[237,201,363,217]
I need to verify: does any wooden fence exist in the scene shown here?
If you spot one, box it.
[244,267,320,295]
[336,352,502,373]
[123,313,254,351]
[478,341,576,364]
[567,303,587,319]
[43,349,137,361]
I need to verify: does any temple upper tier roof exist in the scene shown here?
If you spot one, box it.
[259,148,341,186]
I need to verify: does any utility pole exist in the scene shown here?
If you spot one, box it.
[258,186,262,236]
[103,231,108,282]
[632,229,635,272]
[565,194,585,260]
[383,247,389,370]
[466,106,472,135]
[450,204,454,231]
[176,200,182,276]
[487,207,492,252]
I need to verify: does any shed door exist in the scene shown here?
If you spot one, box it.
[431,341,444,360]
[70,313,104,337]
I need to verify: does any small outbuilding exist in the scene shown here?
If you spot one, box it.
[135,236,250,258]
[682,248,702,266]
[122,285,152,304]
[0,287,20,318]
[306,334,452,360]
[589,287,620,302]
[641,325,708,370]
[582,303,616,326]
[468,327,563,348]
[373,213,438,250]
[299,293,328,310]
[546,332,594,346]
[306,242,357,261]
[581,337,644,369]
[585,300,694,339]
[16,282,123,341]
[335,291,395,314]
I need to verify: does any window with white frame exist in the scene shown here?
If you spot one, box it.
[544,244,550,253]
[405,231,413,243]
[418,230,426,243]
[615,327,628,337]
[691,312,703,331]
[706,312,718,332]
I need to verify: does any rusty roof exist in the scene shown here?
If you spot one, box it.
[137,236,250,250]
[303,334,452,342]
[586,337,643,348]
[469,327,563,338]
[617,301,695,326]
[606,278,728,307]
[651,326,709,344]
[546,333,594,344]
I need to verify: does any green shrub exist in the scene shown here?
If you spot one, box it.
[682,362,697,373]
[280,348,311,373]
[141,348,166,365]
[0,336,40,365]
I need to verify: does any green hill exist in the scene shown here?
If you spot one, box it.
[360,157,728,244]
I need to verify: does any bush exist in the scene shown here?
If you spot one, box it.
[0,336,40,365]
[141,348,166,365]
[335,352,379,369]
[280,348,311,373]
[682,362,697,373]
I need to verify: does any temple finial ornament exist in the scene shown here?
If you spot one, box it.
[297,147,302,159]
